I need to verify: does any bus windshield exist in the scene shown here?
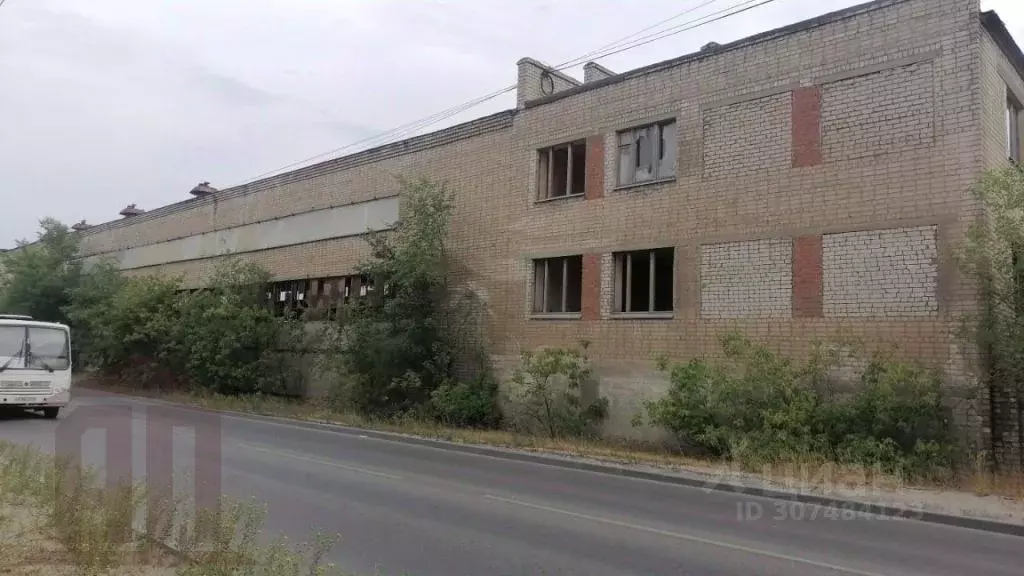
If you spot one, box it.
[0,325,70,371]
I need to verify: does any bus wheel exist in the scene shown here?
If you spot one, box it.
[43,408,60,420]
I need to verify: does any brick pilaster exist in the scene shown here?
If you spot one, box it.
[585,135,604,200]
[582,253,601,320]
[792,235,823,318]
[792,86,822,168]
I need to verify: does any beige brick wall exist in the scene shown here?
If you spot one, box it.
[702,93,791,178]
[822,226,939,318]
[72,0,1009,444]
[700,238,792,319]
[980,29,1024,170]
[508,0,984,438]
[821,61,936,162]
[79,117,515,294]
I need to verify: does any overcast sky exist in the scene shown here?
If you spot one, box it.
[1,0,1021,248]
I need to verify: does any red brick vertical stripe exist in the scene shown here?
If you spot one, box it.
[582,253,601,320]
[585,135,605,200]
[792,235,823,318]
[791,86,822,168]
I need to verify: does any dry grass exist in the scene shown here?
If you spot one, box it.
[0,441,349,575]
[80,380,1024,503]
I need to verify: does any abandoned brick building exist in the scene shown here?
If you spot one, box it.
[70,0,1024,462]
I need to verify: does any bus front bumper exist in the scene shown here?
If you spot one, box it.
[0,390,70,408]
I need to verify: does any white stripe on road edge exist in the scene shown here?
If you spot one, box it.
[484,494,887,576]
[239,443,402,481]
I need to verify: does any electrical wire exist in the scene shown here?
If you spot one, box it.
[234,0,780,185]
[549,0,723,70]
[562,0,776,65]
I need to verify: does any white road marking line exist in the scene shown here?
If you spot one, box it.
[484,494,888,576]
[239,442,402,480]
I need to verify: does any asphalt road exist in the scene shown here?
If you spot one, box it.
[1,390,1022,576]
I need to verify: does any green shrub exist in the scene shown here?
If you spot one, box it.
[67,258,303,396]
[430,373,501,428]
[65,263,180,371]
[509,342,608,438]
[329,178,467,417]
[643,333,954,478]
[644,334,826,466]
[825,355,952,478]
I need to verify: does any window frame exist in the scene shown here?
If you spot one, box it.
[616,119,677,188]
[1008,90,1022,164]
[612,247,675,316]
[531,255,583,316]
[536,140,587,201]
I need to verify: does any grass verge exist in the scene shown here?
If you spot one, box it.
[0,440,348,575]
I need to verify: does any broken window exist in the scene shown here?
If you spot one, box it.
[537,141,586,200]
[617,120,677,186]
[1008,91,1022,163]
[613,248,674,313]
[532,255,583,314]
[265,279,310,318]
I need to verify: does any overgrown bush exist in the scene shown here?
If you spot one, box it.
[957,165,1024,471]
[172,261,304,396]
[430,372,502,428]
[823,354,952,477]
[644,334,826,465]
[642,333,953,479]
[327,177,497,418]
[65,261,180,370]
[66,257,303,396]
[508,342,608,438]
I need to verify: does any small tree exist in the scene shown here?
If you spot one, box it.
[0,218,81,324]
[958,165,1024,470]
[509,343,608,438]
[335,178,459,416]
[64,261,180,371]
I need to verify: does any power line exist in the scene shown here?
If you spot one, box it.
[232,0,759,184]
[566,0,777,65]
[551,0,723,70]
[234,0,779,185]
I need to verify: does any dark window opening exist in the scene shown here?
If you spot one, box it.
[571,143,586,196]
[537,141,586,200]
[614,247,674,313]
[532,255,583,314]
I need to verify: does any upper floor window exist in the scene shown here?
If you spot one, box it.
[1008,92,1021,163]
[617,120,677,187]
[613,247,674,314]
[537,141,586,200]
[532,255,582,314]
